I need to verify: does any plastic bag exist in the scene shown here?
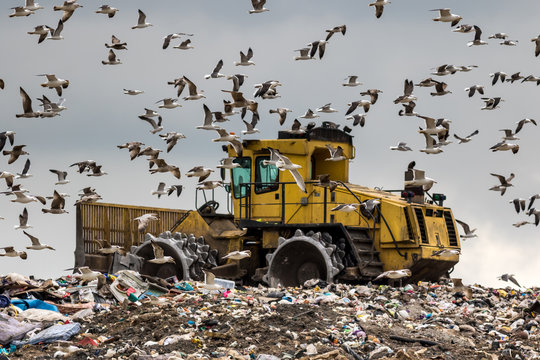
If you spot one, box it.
[0,313,41,345]
[11,299,58,312]
[12,322,81,346]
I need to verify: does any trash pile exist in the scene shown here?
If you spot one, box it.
[0,271,539,360]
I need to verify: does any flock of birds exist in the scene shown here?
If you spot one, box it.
[0,1,537,287]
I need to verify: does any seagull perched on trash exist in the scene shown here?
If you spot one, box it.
[455,219,477,239]
[497,274,521,288]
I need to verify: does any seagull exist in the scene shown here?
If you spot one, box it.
[317,103,338,113]
[42,190,67,214]
[173,39,194,50]
[139,114,163,134]
[431,64,458,76]
[489,33,508,39]
[222,100,239,116]
[197,104,221,131]
[96,5,119,18]
[182,76,205,100]
[133,213,159,233]
[342,76,362,87]
[0,247,27,260]
[467,26,488,47]
[308,40,328,59]
[325,144,347,162]
[102,49,121,65]
[464,85,484,97]
[157,98,182,109]
[14,208,32,230]
[9,6,35,17]
[531,35,540,57]
[235,47,255,66]
[420,133,443,154]
[345,100,371,115]
[46,19,64,40]
[138,146,162,160]
[151,182,168,198]
[53,1,83,22]
[162,33,193,49]
[454,130,479,144]
[369,0,391,19]
[481,97,503,110]
[24,231,54,251]
[490,173,515,196]
[490,141,519,154]
[360,89,383,105]
[500,129,519,141]
[37,95,67,113]
[398,101,417,116]
[527,208,540,226]
[431,8,462,26]
[242,114,260,135]
[254,80,282,98]
[123,89,143,95]
[300,109,320,119]
[521,75,540,85]
[430,81,451,96]
[316,174,338,192]
[147,240,175,264]
[393,79,416,104]
[417,115,448,136]
[390,142,412,151]
[132,9,152,29]
[490,72,507,85]
[0,171,15,188]
[497,274,521,288]
[197,180,223,190]
[506,72,524,83]
[455,219,477,239]
[325,25,346,41]
[331,203,359,213]
[346,114,366,127]
[500,40,518,46]
[74,193,102,205]
[416,77,438,87]
[91,239,124,255]
[186,166,214,182]
[249,0,269,14]
[166,185,183,197]
[3,145,29,164]
[431,249,461,257]
[28,25,53,44]
[49,169,70,185]
[205,60,225,79]
[159,132,186,153]
[269,108,292,126]
[38,74,69,97]
[515,118,537,134]
[70,160,97,173]
[148,159,181,179]
[527,194,540,211]
[227,74,248,92]
[452,24,474,33]
[458,65,478,72]
[15,158,32,179]
[513,221,533,228]
[221,90,258,114]
[404,168,437,191]
[294,48,314,61]
[69,267,106,286]
[105,35,127,50]
[510,198,526,213]
[374,269,411,282]
[217,158,240,169]
[87,165,108,177]
[10,191,46,205]
[273,150,306,193]
[0,131,15,152]
[222,250,251,261]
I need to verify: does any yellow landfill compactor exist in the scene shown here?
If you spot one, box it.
[75,124,461,286]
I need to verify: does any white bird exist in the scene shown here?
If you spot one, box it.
[242,114,260,135]
[222,250,251,261]
[465,85,484,97]
[500,40,518,46]
[14,208,32,230]
[489,32,508,39]
[205,60,225,79]
[490,141,519,154]
[269,108,292,125]
[452,24,474,33]
[325,144,347,161]
[24,231,55,251]
[393,79,416,104]
[9,6,35,17]
[398,102,417,117]
[133,213,159,233]
[42,190,67,214]
[273,151,306,193]
[346,114,366,127]
[430,81,451,96]
[500,129,519,141]
[105,35,127,50]
[420,133,443,154]
[37,95,67,113]
[102,49,121,65]
[307,40,328,59]
[197,181,223,190]
[510,198,526,213]
[217,158,240,169]
[481,97,503,110]
[455,219,477,239]
[417,115,448,136]
[123,89,143,95]
[152,182,168,198]
[213,129,239,143]
[46,19,64,40]
[431,8,462,26]
[27,25,53,44]
[162,32,193,49]
[38,74,69,97]
[71,267,105,284]
[515,118,537,134]
[159,132,186,153]
[53,1,83,22]
[235,47,255,66]
[139,114,163,134]
[90,239,124,255]
[173,39,194,50]
[148,159,180,179]
[325,25,347,41]
[489,173,514,196]
[157,98,182,109]
[404,168,437,191]
[197,104,221,131]
[467,26,488,47]
[294,48,314,61]
[182,76,205,100]
[369,0,391,18]
[131,9,152,29]
[0,247,27,260]
[10,191,46,205]
[49,169,70,185]
[249,0,269,14]
[0,171,15,188]
[148,240,175,264]
[316,103,338,113]
[390,142,412,151]
[342,76,362,87]
[15,159,32,179]
[374,269,411,281]
[24,1,44,12]
[96,5,119,18]
[513,221,532,228]
[300,109,319,119]
[186,166,214,182]
[431,249,461,257]
[331,203,359,213]
[454,130,479,144]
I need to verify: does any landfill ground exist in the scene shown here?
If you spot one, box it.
[1,273,539,360]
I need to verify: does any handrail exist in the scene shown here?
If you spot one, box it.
[169,210,192,232]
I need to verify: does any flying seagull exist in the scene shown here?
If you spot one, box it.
[510,198,526,213]
[53,1,83,22]
[342,75,362,87]
[133,213,159,233]
[431,8,462,27]
[14,208,32,230]
[105,35,127,50]
[102,49,121,65]
[0,131,15,152]
[467,26,488,47]
[390,142,412,151]
[531,35,540,57]
[24,231,55,251]
[325,144,346,161]
[235,47,255,66]
[515,118,537,134]
[464,85,484,97]
[132,9,152,29]
[46,19,64,41]
[0,247,27,260]
[393,79,416,104]
[454,130,479,144]
[498,274,521,288]
[27,25,53,44]
[307,40,328,59]
[489,72,507,85]
[49,169,70,185]
[16,158,32,179]
[369,0,391,18]
[269,108,292,126]
[139,114,163,134]
[481,97,503,110]
[360,89,383,104]
[325,25,346,41]
[249,0,269,14]
[489,173,514,196]
[205,60,225,79]
[186,166,214,183]
[96,5,119,18]
[42,190,67,214]
[455,219,477,239]
[38,74,69,97]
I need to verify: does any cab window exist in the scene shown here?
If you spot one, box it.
[255,156,279,194]
[232,157,251,198]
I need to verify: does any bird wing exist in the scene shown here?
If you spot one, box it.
[439,8,451,16]
[246,47,254,60]
[111,35,121,44]
[51,190,65,209]
[288,168,306,193]
[157,182,165,192]
[490,173,506,184]
[162,34,172,49]
[230,139,243,157]
[325,144,336,156]
[455,219,471,233]
[19,207,28,226]
[213,59,223,74]
[404,79,414,96]
[54,19,64,36]
[23,231,40,246]
[137,9,146,25]
[151,240,164,259]
[423,133,436,148]
[139,115,158,129]
[202,104,213,126]
[474,26,482,41]
[108,49,117,62]
[20,87,34,114]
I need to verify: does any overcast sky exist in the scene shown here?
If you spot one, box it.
[1,0,539,288]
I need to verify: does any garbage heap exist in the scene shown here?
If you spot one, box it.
[0,271,538,360]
